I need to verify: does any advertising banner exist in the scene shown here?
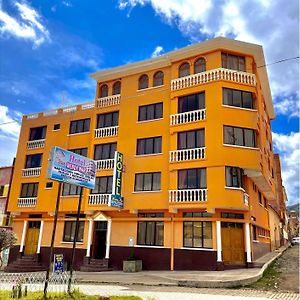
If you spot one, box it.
[47,146,96,189]
[53,254,64,273]
[110,151,124,209]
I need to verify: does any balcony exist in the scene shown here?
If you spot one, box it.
[97,94,120,108]
[96,159,114,170]
[27,139,45,150]
[170,68,256,91]
[170,109,206,126]
[88,194,110,205]
[170,148,206,162]
[169,189,207,203]
[94,126,118,138]
[22,167,41,177]
[18,197,37,207]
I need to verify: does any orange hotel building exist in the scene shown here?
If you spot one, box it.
[6,37,279,272]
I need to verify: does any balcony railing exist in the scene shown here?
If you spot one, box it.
[244,193,249,206]
[88,194,110,205]
[97,94,120,108]
[171,68,256,91]
[96,159,114,170]
[94,126,118,138]
[169,148,206,162]
[27,139,45,149]
[170,109,206,125]
[169,189,207,203]
[22,167,41,177]
[18,197,37,207]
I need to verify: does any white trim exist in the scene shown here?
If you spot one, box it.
[86,219,94,257]
[216,221,222,262]
[137,118,163,124]
[135,153,163,157]
[181,247,214,251]
[61,195,80,198]
[20,220,28,253]
[245,222,252,263]
[222,105,258,112]
[105,219,112,259]
[132,190,162,194]
[67,132,90,137]
[134,245,165,249]
[225,186,246,192]
[223,144,259,150]
[60,242,84,245]
[137,85,165,92]
[52,129,61,132]
[36,220,44,254]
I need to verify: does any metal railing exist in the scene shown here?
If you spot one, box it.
[170,109,206,125]
[22,167,41,177]
[17,198,37,207]
[94,126,118,138]
[169,189,207,203]
[169,147,206,162]
[88,194,110,205]
[97,94,120,108]
[96,159,114,170]
[27,139,45,149]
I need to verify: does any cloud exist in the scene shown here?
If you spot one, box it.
[151,45,164,57]
[0,1,50,48]
[274,95,300,118]
[62,1,73,7]
[272,132,300,205]
[118,0,299,116]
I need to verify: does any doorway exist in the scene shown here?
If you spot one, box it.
[92,221,107,259]
[221,222,245,265]
[24,221,40,255]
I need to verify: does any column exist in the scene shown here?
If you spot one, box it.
[36,220,44,254]
[20,220,28,253]
[105,219,112,259]
[86,219,94,257]
[245,222,252,263]
[216,221,222,262]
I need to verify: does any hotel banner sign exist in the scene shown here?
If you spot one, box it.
[110,151,124,209]
[47,146,96,189]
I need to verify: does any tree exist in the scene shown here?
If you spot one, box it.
[0,228,17,267]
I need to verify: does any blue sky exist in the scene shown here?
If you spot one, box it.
[0,0,299,205]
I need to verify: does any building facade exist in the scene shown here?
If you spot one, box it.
[0,166,13,226]
[7,38,282,271]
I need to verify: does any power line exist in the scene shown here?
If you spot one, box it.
[257,56,299,68]
[0,121,19,126]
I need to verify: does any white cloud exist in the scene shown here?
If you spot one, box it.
[272,132,300,205]
[274,95,300,118]
[62,1,73,7]
[0,1,50,48]
[151,45,164,57]
[119,0,299,116]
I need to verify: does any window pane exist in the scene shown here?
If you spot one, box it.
[143,173,152,191]
[100,85,108,97]
[112,81,121,95]
[83,119,90,132]
[244,129,255,147]
[196,130,205,148]
[147,105,155,120]
[231,168,239,187]
[77,221,84,242]
[99,177,108,193]
[187,169,197,189]
[146,222,155,245]
[198,93,205,109]
[153,71,164,86]
[155,222,164,246]
[138,222,146,245]
[33,184,38,197]
[102,144,110,159]
[112,112,119,126]
[137,139,145,155]
[203,222,212,248]
[155,103,163,119]
[224,126,234,144]
[152,173,161,191]
[184,222,193,247]
[178,132,187,150]
[239,57,245,71]
[145,138,154,154]
[234,127,244,146]
[232,90,242,107]
[179,63,190,77]
[21,184,27,198]
[98,115,105,128]
[178,170,187,189]
[223,88,232,105]
[154,137,162,153]
[107,177,113,193]
[139,106,147,121]
[27,184,34,197]
[139,75,148,89]
[70,122,76,134]
[194,58,206,73]
[187,131,196,149]
[110,143,117,158]
[225,167,232,186]
[193,222,202,247]
[199,168,207,188]
[243,92,253,109]
[135,174,143,191]
[105,114,112,127]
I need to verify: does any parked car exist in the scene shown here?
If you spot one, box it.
[291,237,300,245]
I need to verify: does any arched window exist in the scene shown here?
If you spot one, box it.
[100,84,108,97]
[112,81,121,95]
[194,58,206,73]
[138,74,149,90]
[153,71,164,87]
[179,62,190,78]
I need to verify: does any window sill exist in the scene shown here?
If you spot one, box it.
[181,247,214,251]
[137,118,163,124]
[135,153,163,157]
[132,190,162,194]
[67,132,90,136]
[137,85,165,92]
[223,144,259,150]
[61,195,80,198]
[52,129,61,132]
[61,241,84,245]
[225,186,245,192]
[134,245,165,249]
[222,105,257,112]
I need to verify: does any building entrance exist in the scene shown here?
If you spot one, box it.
[92,221,107,259]
[24,221,40,255]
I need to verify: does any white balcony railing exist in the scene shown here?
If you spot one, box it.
[170,109,206,126]
[27,139,45,149]
[88,194,110,205]
[169,148,206,162]
[94,126,118,138]
[22,167,41,177]
[169,189,208,203]
[18,197,37,207]
[97,94,121,108]
[171,68,256,91]
[96,159,114,170]
[244,193,249,206]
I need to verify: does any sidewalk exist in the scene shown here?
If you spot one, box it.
[76,245,289,288]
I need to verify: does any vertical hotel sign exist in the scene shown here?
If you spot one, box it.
[110,151,124,208]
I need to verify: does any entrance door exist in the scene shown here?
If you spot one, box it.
[24,221,40,255]
[92,221,107,259]
[221,222,245,265]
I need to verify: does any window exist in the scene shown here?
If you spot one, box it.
[69,148,88,157]
[179,62,190,77]
[94,143,116,160]
[62,183,82,196]
[112,81,121,95]
[25,154,42,168]
[29,126,46,141]
[137,220,164,246]
[225,166,244,188]
[134,172,161,191]
[221,212,244,219]
[194,58,206,73]
[91,176,113,194]
[258,191,262,204]
[223,125,256,148]
[63,221,84,242]
[138,212,164,218]
[138,103,163,121]
[183,212,212,218]
[53,124,60,130]
[178,129,205,149]
[252,225,257,240]
[221,53,245,71]
[69,119,90,134]
[153,71,164,86]
[97,112,119,128]
[100,84,108,97]
[223,88,254,109]
[178,92,205,113]
[178,168,206,189]
[20,183,38,198]
[183,221,212,248]
[0,185,4,196]
[136,136,162,155]
[138,74,149,90]
[45,182,53,189]
[264,197,268,208]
